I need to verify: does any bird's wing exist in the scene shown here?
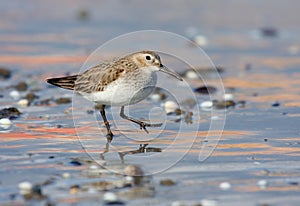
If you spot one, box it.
[74,59,128,93]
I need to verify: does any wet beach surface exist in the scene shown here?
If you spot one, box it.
[1,1,300,205]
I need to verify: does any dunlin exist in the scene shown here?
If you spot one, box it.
[47,50,182,141]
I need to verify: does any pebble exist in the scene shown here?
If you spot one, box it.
[193,35,208,47]
[200,101,213,110]
[160,179,176,186]
[213,100,236,109]
[18,181,33,195]
[24,92,39,104]
[272,102,280,107]
[223,93,234,101]
[69,160,82,166]
[260,27,278,37]
[195,86,217,94]
[14,82,28,91]
[257,179,268,189]
[219,182,231,190]
[124,165,144,185]
[9,90,20,100]
[185,70,198,79]
[171,201,186,206]
[103,192,118,203]
[17,99,29,107]
[69,185,80,194]
[0,118,12,125]
[62,172,71,179]
[164,101,179,114]
[200,199,218,206]
[0,107,21,119]
[89,165,99,170]
[0,67,11,79]
[55,97,71,104]
[124,165,143,176]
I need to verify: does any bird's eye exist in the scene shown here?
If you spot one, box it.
[145,55,151,61]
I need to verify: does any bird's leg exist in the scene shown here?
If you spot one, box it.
[119,106,163,133]
[99,105,113,142]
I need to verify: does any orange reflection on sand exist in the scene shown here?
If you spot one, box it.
[0,55,86,66]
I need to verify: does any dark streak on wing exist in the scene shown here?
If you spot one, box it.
[46,75,78,90]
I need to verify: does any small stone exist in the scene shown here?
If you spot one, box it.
[55,97,71,104]
[0,118,12,126]
[124,165,144,185]
[69,160,82,166]
[124,165,143,176]
[171,201,186,206]
[193,35,208,47]
[62,172,71,179]
[76,9,90,21]
[69,185,80,194]
[223,93,234,101]
[164,101,179,114]
[160,179,176,186]
[0,107,21,119]
[200,199,218,206]
[14,82,28,91]
[0,67,11,79]
[18,181,33,195]
[257,179,268,189]
[24,92,39,104]
[103,192,118,202]
[89,165,99,170]
[17,99,29,107]
[185,70,198,79]
[149,93,166,102]
[260,27,278,37]
[200,101,213,110]
[219,182,231,190]
[124,176,134,184]
[195,86,217,94]
[213,100,236,109]
[272,102,280,107]
[9,90,20,100]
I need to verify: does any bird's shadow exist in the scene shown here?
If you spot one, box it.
[99,137,162,163]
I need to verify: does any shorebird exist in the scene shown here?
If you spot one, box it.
[47,50,183,142]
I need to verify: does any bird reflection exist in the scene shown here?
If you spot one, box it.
[99,139,162,163]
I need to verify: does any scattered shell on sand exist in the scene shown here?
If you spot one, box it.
[223,93,234,101]
[219,182,231,190]
[200,101,213,110]
[18,181,33,195]
[9,90,20,100]
[201,199,218,206]
[18,99,29,107]
[164,101,179,114]
[257,179,268,189]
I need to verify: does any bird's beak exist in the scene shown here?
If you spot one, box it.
[159,64,183,81]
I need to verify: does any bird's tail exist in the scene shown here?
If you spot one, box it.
[46,75,78,90]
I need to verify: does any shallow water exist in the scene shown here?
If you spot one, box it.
[1,1,300,205]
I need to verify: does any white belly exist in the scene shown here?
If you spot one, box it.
[80,71,157,106]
